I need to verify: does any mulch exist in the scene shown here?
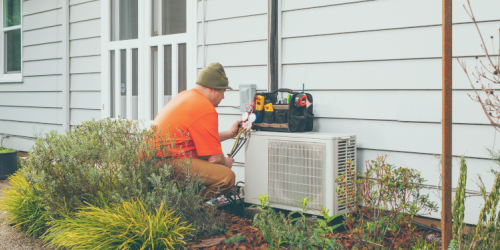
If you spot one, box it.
[187,205,443,250]
[186,206,354,250]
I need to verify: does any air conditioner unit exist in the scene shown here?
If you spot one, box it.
[244,131,356,216]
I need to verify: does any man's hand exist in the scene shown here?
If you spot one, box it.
[225,157,235,169]
[219,120,242,142]
[228,120,241,138]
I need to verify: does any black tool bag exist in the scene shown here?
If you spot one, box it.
[252,88,314,132]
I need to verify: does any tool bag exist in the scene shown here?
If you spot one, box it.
[252,88,314,132]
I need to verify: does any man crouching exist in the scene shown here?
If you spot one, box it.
[152,62,240,198]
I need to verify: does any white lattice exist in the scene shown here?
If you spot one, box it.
[268,140,325,210]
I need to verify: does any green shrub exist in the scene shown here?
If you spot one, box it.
[252,194,300,249]
[451,154,500,249]
[225,234,245,244]
[310,206,343,250]
[335,155,438,248]
[21,118,225,237]
[448,240,458,250]
[413,235,437,250]
[452,156,467,249]
[252,195,344,250]
[43,200,194,250]
[0,147,15,153]
[0,169,51,236]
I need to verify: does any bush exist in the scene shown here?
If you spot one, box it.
[451,154,500,249]
[335,155,438,248]
[19,118,225,237]
[0,147,15,153]
[43,200,194,250]
[252,194,344,250]
[0,170,51,236]
[252,195,299,249]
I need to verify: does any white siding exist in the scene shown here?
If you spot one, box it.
[70,109,100,126]
[69,0,100,22]
[70,73,100,91]
[23,26,63,46]
[70,37,101,57]
[69,0,102,126]
[23,43,63,61]
[70,18,100,40]
[196,0,267,21]
[197,0,269,174]
[0,0,102,151]
[0,1,65,151]
[23,0,62,16]
[0,107,64,124]
[0,75,64,92]
[23,8,62,31]
[194,0,500,225]
[276,0,500,224]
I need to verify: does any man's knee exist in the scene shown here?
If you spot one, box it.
[223,169,236,189]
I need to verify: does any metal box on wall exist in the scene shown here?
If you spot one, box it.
[239,84,257,112]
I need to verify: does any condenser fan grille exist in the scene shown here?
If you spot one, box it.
[268,140,325,210]
[337,139,356,212]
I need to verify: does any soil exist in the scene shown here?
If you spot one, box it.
[187,204,443,250]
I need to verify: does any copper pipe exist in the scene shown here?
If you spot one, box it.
[442,0,453,249]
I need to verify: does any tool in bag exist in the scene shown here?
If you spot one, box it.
[251,88,314,132]
[294,93,307,107]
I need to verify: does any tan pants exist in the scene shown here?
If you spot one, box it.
[173,158,235,198]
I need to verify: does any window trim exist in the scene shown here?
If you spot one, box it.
[0,0,22,83]
[100,0,197,124]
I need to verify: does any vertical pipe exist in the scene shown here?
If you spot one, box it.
[442,0,452,249]
[62,0,70,130]
[268,0,278,91]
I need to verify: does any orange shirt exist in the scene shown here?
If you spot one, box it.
[152,89,222,158]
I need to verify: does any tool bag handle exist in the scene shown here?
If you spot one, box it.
[271,88,293,94]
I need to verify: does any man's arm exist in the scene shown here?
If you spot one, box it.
[219,120,241,142]
[198,153,234,169]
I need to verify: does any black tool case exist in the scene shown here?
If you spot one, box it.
[252,88,314,132]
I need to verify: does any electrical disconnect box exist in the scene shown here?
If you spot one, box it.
[239,84,256,112]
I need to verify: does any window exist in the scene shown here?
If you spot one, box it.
[0,0,21,82]
[103,0,193,122]
[110,0,138,41]
[151,0,186,36]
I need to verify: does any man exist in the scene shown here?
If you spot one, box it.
[152,62,240,197]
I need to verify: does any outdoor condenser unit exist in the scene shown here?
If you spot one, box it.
[244,131,357,216]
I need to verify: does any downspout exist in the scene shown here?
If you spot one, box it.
[441,0,453,249]
[62,0,70,131]
[202,0,207,68]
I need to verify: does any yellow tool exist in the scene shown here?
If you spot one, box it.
[264,103,274,112]
[255,95,265,111]
[228,128,250,158]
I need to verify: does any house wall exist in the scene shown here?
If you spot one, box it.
[0,0,66,151]
[0,0,101,150]
[196,0,269,183]
[200,0,500,224]
[68,0,101,126]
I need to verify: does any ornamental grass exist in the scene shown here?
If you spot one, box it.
[43,200,194,250]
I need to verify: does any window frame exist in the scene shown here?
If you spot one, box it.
[101,0,197,125]
[0,0,22,83]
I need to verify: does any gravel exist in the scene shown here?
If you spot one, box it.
[0,180,53,250]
